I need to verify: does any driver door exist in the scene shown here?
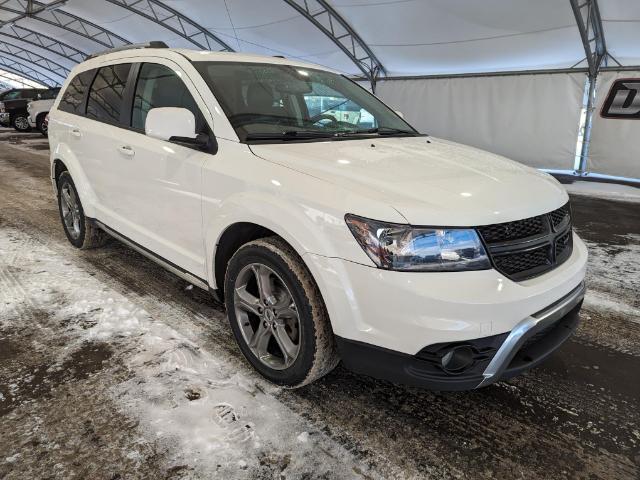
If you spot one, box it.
[106,60,210,279]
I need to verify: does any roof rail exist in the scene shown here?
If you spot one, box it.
[85,41,169,60]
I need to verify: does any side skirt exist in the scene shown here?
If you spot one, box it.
[93,219,210,292]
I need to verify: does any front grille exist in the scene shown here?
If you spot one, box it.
[493,245,552,276]
[550,204,570,229]
[477,202,573,281]
[477,215,547,243]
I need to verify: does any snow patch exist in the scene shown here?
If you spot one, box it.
[0,228,376,479]
[564,181,640,203]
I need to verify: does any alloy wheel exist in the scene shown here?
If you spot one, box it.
[60,183,81,239]
[15,116,29,131]
[233,263,301,370]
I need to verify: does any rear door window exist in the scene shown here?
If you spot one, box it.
[86,63,132,125]
[131,63,203,131]
[58,70,95,115]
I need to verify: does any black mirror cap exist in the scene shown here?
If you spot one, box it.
[169,132,218,154]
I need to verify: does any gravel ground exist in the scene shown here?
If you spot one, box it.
[0,130,638,479]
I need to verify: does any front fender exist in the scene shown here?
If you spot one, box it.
[201,142,406,289]
[204,189,373,288]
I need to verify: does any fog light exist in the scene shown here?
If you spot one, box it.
[440,345,475,373]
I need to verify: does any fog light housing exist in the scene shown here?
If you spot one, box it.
[440,345,475,373]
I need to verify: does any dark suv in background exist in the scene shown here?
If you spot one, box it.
[0,87,53,131]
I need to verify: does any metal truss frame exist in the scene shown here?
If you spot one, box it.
[283,0,385,89]
[0,54,57,86]
[104,0,234,52]
[0,24,87,63]
[0,37,69,79]
[0,0,130,49]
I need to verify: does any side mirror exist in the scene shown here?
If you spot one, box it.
[395,110,404,119]
[146,107,197,141]
[145,107,217,153]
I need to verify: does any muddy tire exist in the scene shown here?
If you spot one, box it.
[56,171,108,249]
[225,237,339,388]
[36,113,48,137]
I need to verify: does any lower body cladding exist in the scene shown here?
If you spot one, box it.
[304,233,588,390]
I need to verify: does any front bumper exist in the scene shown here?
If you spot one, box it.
[336,282,584,390]
[303,231,588,389]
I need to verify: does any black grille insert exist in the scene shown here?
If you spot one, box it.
[477,203,573,281]
[477,215,547,243]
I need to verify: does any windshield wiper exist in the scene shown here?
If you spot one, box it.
[365,126,418,136]
[245,130,337,141]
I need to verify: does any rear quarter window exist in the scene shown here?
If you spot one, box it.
[58,70,95,115]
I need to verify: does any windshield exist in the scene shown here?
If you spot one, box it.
[193,61,419,142]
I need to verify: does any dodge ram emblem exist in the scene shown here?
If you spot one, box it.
[600,79,640,119]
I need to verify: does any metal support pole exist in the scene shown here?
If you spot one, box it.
[577,74,597,175]
[570,0,609,176]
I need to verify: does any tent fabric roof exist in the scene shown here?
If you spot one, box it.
[0,0,637,86]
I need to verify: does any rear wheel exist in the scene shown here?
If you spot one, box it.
[225,237,338,387]
[56,171,108,249]
[36,113,48,137]
[12,114,31,132]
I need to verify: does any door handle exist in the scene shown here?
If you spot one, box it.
[118,145,135,157]
[70,128,81,138]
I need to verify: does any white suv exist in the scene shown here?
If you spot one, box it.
[48,43,587,390]
[27,87,60,136]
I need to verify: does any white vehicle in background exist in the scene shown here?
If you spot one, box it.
[47,42,587,390]
[28,87,60,136]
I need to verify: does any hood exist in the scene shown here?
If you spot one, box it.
[250,136,568,226]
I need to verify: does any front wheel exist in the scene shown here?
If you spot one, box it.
[225,237,339,387]
[56,171,108,249]
[12,114,31,132]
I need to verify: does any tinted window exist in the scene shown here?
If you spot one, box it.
[86,63,132,124]
[59,70,95,114]
[40,88,61,100]
[132,63,202,131]
[3,91,21,100]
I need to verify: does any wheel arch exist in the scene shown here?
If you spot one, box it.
[49,144,98,218]
[213,221,276,296]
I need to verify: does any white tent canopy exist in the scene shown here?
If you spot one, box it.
[0,0,637,178]
[0,0,636,84]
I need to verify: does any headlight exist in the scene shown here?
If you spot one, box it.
[345,214,491,272]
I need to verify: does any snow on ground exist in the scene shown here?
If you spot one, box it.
[581,234,640,316]
[563,180,640,203]
[0,227,377,479]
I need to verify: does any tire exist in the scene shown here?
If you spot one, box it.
[56,171,108,249]
[36,114,48,137]
[225,237,339,387]
[12,114,31,132]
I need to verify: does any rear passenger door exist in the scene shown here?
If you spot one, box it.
[54,69,98,210]
[108,60,210,279]
[79,62,134,223]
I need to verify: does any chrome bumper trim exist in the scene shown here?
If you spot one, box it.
[477,281,586,388]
